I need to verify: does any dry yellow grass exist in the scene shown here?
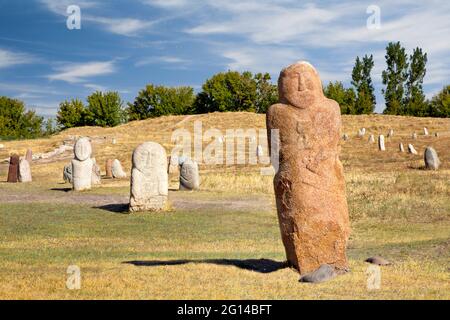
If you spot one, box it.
[0,112,449,300]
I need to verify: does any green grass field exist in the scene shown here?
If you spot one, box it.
[0,113,449,299]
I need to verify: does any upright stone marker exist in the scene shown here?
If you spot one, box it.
[18,158,32,182]
[423,127,429,136]
[368,134,375,143]
[91,159,101,185]
[63,164,72,183]
[266,61,350,275]
[180,158,200,191]
[25,149,33,164]
[408,143,418,155]
[112,159,127,178]
[358,128,366,137]
[399,143,405,153]
[387,129,394,138]
[105,159,113,178]
[129,142,168,212]
[7,154,20,183]
[378,135,386,151]
[72,137,93,191]
[167,154,180,175]
[424,147,440,170]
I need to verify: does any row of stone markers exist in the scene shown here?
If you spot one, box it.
[65,137,200,212]
[343,127,441,170]
[6,149,33,183]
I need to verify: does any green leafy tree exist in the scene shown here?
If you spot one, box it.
[405,47,428,116]
[194,71,257,113]
[324,81,356,114]
[56,99,86,129]
[85,91,125,127]
[127,85,195,120]
[351,55,376,114]
[43,118,58,136]
[428,85,450,117]
[254,73,278,113]
[382,42,409,115]
[0,96,43,139]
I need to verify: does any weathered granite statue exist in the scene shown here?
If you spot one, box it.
[424,147,440,170]
[72,137,93,191]
[112,159,127,178]
[129,142,168,212]
[266,61,350,275]
[179,158,200,191]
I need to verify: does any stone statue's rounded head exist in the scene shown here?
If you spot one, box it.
[74,137,92,161]
[278,61,323,109]
[132,142,167,172]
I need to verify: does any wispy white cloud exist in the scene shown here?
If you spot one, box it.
[135,55,190,67]
[0,48,35,69]
[47,61,116,83]
[83,16,155,36]
[142,0,190,8]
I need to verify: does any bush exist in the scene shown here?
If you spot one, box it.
[323,82,356,114]
[428,85,449,117]
[127,85,195,120]
[0,96,43,139]
[56,99,86,129]
[85,91,126,127]
[194,71,257,113]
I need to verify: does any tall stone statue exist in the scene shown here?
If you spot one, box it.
[266,61,350,275]
[129,142,168,212]
[72,137,93,191]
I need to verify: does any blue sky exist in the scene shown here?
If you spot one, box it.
[0,0,449,117]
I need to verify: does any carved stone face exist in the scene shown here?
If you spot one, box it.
[132,142,166,173]
[278,61,323,109]
[74,137,92,161]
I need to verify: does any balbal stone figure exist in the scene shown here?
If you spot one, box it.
[91,159,101,185]
[63,164,72,183]
[112,159,127,178]
[387,129,394,138]
[408,143,418,155]
[25,149,33,164]
[129,142,168,212]
[266,61,350,275]
[378,135,386,151]
[180,158,200,191]
[7,154,20,183]
[424,147,440,170]
[72,137,93,191]
[18,158,32,182]
[105,159,113,178]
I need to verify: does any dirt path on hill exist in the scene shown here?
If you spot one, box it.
[0,187,272,213]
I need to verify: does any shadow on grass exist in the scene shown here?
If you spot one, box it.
[95,203,129,213]
[123,258,288,274]
[50,187,72,192]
